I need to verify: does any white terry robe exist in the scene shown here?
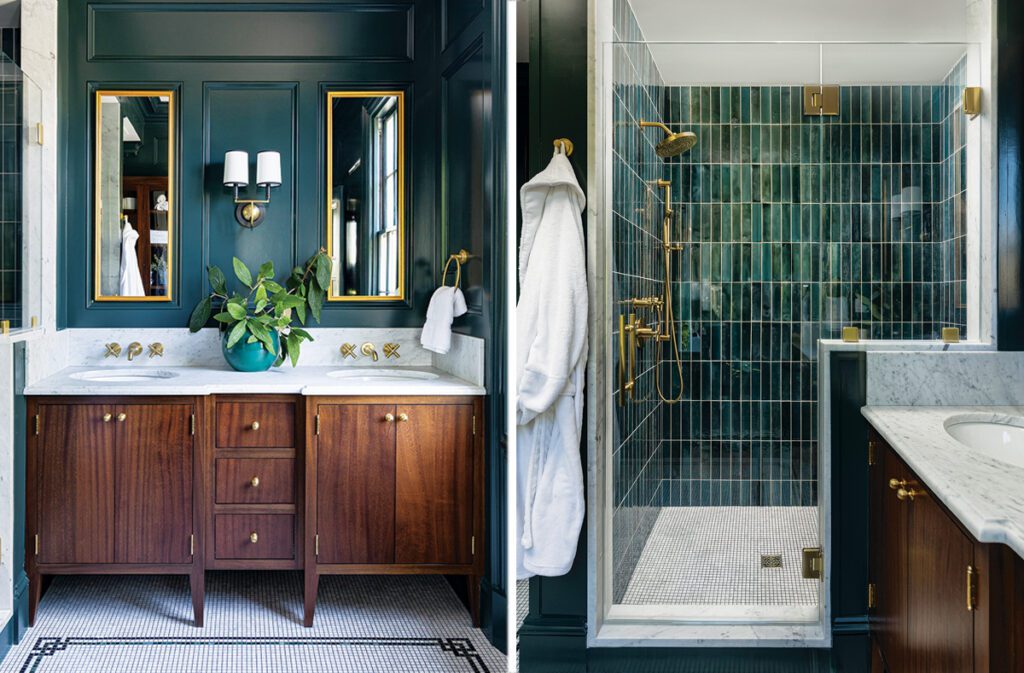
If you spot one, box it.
[516,149,587,579]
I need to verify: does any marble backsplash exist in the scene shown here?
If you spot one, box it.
[23,327,485,387]
[866,350,1024,406]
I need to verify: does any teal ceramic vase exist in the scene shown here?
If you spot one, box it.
[221,329,279,372]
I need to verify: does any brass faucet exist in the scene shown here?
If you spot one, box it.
[361,343,379,362]
[126,342,143,361]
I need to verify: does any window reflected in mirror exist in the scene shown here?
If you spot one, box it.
[326,91,404,301]
[93,90,174,301]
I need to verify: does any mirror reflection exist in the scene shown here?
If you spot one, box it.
[94,91,174,301]
[327,92,404,300]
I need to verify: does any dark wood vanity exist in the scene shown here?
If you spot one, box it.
[25,394,485,628]
[868,429,1024,673]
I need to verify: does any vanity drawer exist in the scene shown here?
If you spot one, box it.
[215,514,295,560]
[216,401,295,448]
[215,458,295,504]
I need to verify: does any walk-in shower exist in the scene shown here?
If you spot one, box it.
[592,0,985,641]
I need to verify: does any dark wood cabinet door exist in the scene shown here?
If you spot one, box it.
[316,404,395,564]
[907,491,974,673]
[874,443,910,672]
[395,404,474,565]
[115,404,193,564]
[36,404,116,565]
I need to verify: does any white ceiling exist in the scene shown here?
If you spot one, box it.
[629,0,974,85]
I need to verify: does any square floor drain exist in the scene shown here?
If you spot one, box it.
[761,554,782,568]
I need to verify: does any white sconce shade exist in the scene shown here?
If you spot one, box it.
[223,150,249,187]
[256,151,282,187]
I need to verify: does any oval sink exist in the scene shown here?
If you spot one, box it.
[326,368,439,382]
[70,369,180,383]
[944,415,1024,469]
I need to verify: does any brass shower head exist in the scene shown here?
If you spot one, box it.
[639,121,698,158]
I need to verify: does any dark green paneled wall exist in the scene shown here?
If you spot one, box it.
[61,0,449,328]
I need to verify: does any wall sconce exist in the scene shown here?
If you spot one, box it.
[223,150,281,228]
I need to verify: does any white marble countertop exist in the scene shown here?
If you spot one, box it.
[24,365,486,397]
[862,405,1024,560]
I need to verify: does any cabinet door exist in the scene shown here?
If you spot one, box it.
[907,491,974,673]
[873,443,910,672]
[395,404,474,565]
[36,404,116,564]
[316,404,395,564]
[115,404,193,564]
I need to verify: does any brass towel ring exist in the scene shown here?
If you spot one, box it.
[440,249,473,289]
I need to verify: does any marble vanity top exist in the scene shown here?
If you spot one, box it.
[24,365,485,397]
[862,405,1024,560]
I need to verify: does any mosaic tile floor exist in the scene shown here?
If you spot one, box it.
[515,580,528,632]
[620,506,819,606]
[1,572,504,673]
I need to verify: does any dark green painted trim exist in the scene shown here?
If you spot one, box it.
[10,342,27,646]
[997,0,1024,349]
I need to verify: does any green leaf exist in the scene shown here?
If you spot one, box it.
[315,254,332,291]
[258,260,274,281]
[188,296,212,332]
[264,280,283,294]
[295,302,307,325]
[207,266,227,295]
[226,301,247,320]
[307,283,325,323]
[226,320,247,348]
[291,327,313,341]
[212,311,235,324]
[247,319,277,354]
[232,257,253,287]
[286,333,302,367]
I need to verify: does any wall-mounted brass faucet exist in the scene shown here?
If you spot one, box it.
[361,343,379,362]
[126,342,143,361]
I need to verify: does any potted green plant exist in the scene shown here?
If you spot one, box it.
[188,249,333,371]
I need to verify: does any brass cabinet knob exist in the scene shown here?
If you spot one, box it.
[384,413,395,423]
[250,421,260,431]
[897,487,925,501]
[102,413,112,423]
[398,413,409,422]
[889,478,908,490]
[116,413,127,422]
[249,531,258,544]
[250,476,260,488]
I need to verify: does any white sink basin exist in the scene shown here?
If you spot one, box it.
[945,415,1024,468]
[326,368,439,382]
[70,369,180,383]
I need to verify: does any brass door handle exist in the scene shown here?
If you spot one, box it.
[116,413,127,422]
[249,532,258,544]
[250,421,260,431]
[102,413,113,423]
[250,476,260,488]
[384,413,395,423]
[398,413,409,422]
[897,487,925,501]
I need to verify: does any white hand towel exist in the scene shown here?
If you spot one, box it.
[420,286,468,354]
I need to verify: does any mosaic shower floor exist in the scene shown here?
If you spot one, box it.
[620,506,819,615]
[1,572,503,673]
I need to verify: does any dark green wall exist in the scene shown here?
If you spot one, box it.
[59,0,482,329]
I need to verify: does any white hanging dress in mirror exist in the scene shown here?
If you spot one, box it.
[119,218,146,296]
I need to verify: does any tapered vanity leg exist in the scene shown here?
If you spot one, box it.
[190,569,205,627]
[28,571,41,627]
[303,570,318,627]
[467,575,481,628]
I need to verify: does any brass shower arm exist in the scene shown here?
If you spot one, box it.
[639,120,673,135]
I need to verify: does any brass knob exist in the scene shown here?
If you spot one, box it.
[102,413,112,423]
[250,476,260,488]
[250,421,260,431]
[889,478,908,490]
[116,413,127,422]
[398,413,409,422]
[384,413,395,423]
[249,531,258,544]
[897,487,924,501]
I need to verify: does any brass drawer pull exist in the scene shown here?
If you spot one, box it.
[897,487,925,501]
[250,421,260,431]
[250,476,260,488]
[398,413,409,422]
[384,413,395,423]
[249,531,259,544]
[102,413,112,423]
[889,478,908,490]
[116,413,127,422]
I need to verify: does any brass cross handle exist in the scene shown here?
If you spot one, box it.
[340,343,357,359]
[148,343,164,358]
[383,343,401,359]
[105,343,122,358]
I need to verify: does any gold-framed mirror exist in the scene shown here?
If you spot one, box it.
[326,91,405,301]
[93,90,174,302]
